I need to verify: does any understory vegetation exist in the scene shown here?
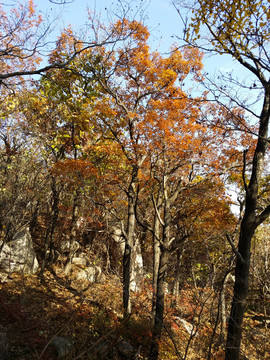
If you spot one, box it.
[1,268,270,359]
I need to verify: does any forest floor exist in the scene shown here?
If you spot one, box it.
[0,269,269,359]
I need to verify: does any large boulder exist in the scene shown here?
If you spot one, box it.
[48,336,75,359]
[0,226,39,278]
[76,265,103,282]
[63,255,105,286]
[116,339,134,359]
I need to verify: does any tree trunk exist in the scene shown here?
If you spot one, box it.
[123,209,134,316]
[225,219,255,359]
[64,189,80,268]
[172,247,185,298]
[123,209,144,315]
[39,177,60,280]
[149,192,171,360]
[111,207,143,316]
[149,245,170,360]
[225,91,270,359]
[130,236,144,291]
[220,272,231,341]
[152,213,161,316]
[123,169,137,317]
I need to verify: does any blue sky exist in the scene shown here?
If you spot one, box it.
[29,0,259,114]
[33,0,247,79]
[34,0,182,53]
[31,0,240,81]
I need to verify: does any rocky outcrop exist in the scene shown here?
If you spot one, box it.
[0,226,39,280]
[58,240,80,255]
[173,316,197,336]
[63,253,105,285]
[76,265,103,282]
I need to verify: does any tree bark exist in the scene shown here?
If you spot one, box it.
[123,166,138,317]
[225,90,270,359]
[149,184,171,360]
[123,202,135,316]
[130,236,144,291]
[152,192,163,317]
[39,177,60,280]
[153,217,161,292]
[172,247,185,298]
[225,221,255,359]
[149,245,170,360]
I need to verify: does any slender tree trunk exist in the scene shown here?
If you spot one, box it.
[149,245,170,360]
[151,188,163,320]
[29,200,39,238]
[173,247,185,298]
[220,272,230,341]
[149,193,171,360]
[130,236,144,291]
[152,212,161,316]
[66,189,80,264]
[225,91,270,359]
[63,189,80,274]
[39,177,60,280]
[225,219,255,359]
[123,170,137,316]
[123,209,134,315]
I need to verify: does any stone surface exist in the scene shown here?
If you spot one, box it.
[0,227,39,278]
[0,327,8,360]
[58,240,80,255]
[90,338,110,359]
[116,339,134,359]
[49,336,75,359]
[71,253,89,266]
[76,265,102,282]
[174,317,196,336]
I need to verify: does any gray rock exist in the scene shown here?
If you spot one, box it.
[58,240,80,255]
[173,317,197,336]
[91,339,110,359]
[0,227,38,277]
[76,266,102,282]
[71,253,89,266]
[49,336,75,359]
[0,327,8,360]
[116,340,134,359]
